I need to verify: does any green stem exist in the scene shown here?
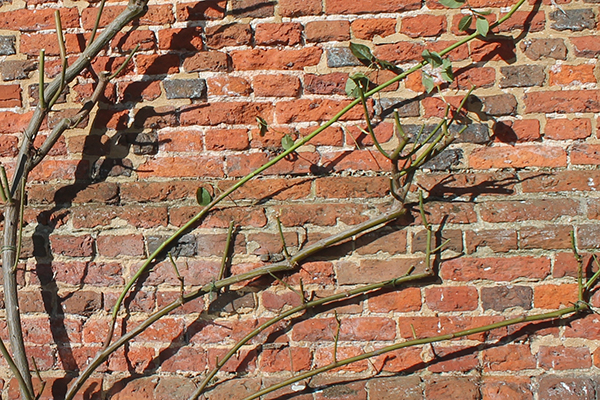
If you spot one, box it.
[244,303,586,400]
[0,339,34,400]
[191,270,433,399]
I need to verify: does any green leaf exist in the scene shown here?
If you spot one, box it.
[422,73,435,93]
[421,50,443,68]
[438,0,465,8]
[196,187,212,206]
[346,73,370,97]
[458,15,473,32]
[256,116,268,136]
[476,17,489,37]
[281,134,295,150]
[374,58,401,73]
[345,78,360,98]
[441,59,453,82]
[349,42,375,66]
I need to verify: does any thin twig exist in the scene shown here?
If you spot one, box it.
[0,339,34,400]
[88,0,107,46]
[218,221,235,281]
[38,50,46,109]
[49,10,67,108]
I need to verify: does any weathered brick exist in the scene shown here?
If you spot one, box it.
[425,287,478,311]
[164,79,206,99]
[571,36,600,57]
[175,1,226,21]
[470,145,567,169]
[498,10,546,32]
[571,143,600,165]
[0,7,79,31]
[520,170,600,192]
[550,9,596,31]
[539,346,592,370]
[158,27,203,51]
[549,64,596,86]
[483,345,535,371]
[326,47,362,68]
[230,0,274,17]
[481,285,532,311]
[425,377,479,400]
[402,14,446,37]
[545,118,591,140]
[326,0,421,14]
[183,51,229,72]
[180,102,273,126]
[368,287,421,312]
[253,74,301,97]
[111,30,156,53]
[306,20,350,42]
[231,48,322,70]
[500,65,545,87]
[520,38,567,61]
[465,230,518,254]
[577,225,600,249]
[117,80,161,103]
[375,42,424,63]
[205,23,252,49]
[0,60,37,81]
[351,18,397,39]
[441,256,551,282]
[538,376,595,400]
[337,258,426,285]
[481,377,533,400]
[278,0,322,16]
[135,54,180,75]
[255,23,302,46]
[494,119,541,143]
[0,84,21,107]
[0,35,15,55]
[526,90,600,113]
[470,39,516,62]
[479,199,578,223]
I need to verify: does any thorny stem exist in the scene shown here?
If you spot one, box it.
[190,269,432,399]
[67,206,407,400]
[244,304,588,400]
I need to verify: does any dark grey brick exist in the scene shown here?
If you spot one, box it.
[481,285,532,311]
[130,131,158,155]
[520,38,567,61]
[421,148,463,170]
[479,94,517,116]
[450,124,490,144]
[375,97,420,118]
[550,9,596,31]
[500,65,545,88]
[163,79,206,99]
[326,47,361,68]
[147,234,197,257]
[0,35,15,55]
[1,60,38,81]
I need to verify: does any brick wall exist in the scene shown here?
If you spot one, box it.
[1,0,599,398]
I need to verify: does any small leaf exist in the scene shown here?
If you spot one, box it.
[349,42,375,66]
[345,78,360,98]
[441,58,454,82]
[422,50,443,68]
[374,58,401,73]
[281,134,295,150]
[422,73,435,93]
[473,9,492,15]
[256,116,268,136]
[476,17,489,37]
[438,0,465,8]
[196,187,212,206]
[458,15,473,31]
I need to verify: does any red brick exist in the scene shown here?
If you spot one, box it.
[469,145,567,169]
[549,64,595,86]
[441,256,551,282]
[111,30,156,53]
[71,205,168,229]
[84,262,124,286]
[278,0,322,16]
[261,290,303,311]
[351,18,397,39]
[255,23,302,46]
[564,314,600,340]
[158,27,203,51]
[570,143,600,165]
[261,347,311,372]
[534,284,578,309]
[315,176,388,198]
[217,177,311,201]
[135,54,179,75]
[452,67,496,90]
[277,203,369,227]
[0,84,21,107]
[8,377,101,400]
[205,23,252,49]
[82,5,174,29]
[465,230,518,254]
[481,377,533,400]
[175,1,226,21]
[425,377,479,400]
[50,235,94,257]
[205,128,249,150]
[426,345,479,373]
[538,346,591,370]
[520,225,572,250]
[479,199,578,223]
[0,111,38,133]
[0,136,18,157]
[346,122,394,147]
[339,317,396,341]
[20,32,86,56]
[482,345,535,371]
[368,287,421,312]
[337,258,426,285]
[292,318,337,341]
[425,286,478,312]
[401,15,446,37]
[183,51,229,72]
[0,8,79,31]
[120,181,198,203]
[545,118,591,140]
[137,156,223,178]
[96,234,144,257]
[498,10,546,32]
[375,42,424,63]
[304,73,348,95]
[180,102,273,126]
[276,99,364,123]
[494,119,541,142]
[231,48,322,70]
[314,345,369,372]
[253,74,301,97]
[305,20,350,42]
[117,80,161,103]
[171,206,267,229]
[470,39,516,62]
[520,170,600,193]
[207,76,252,96]
[158,129,203,152]
[326,0,420,14]
[525,90,600,113]
[571,36,600,57]
[428,40,470,61]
